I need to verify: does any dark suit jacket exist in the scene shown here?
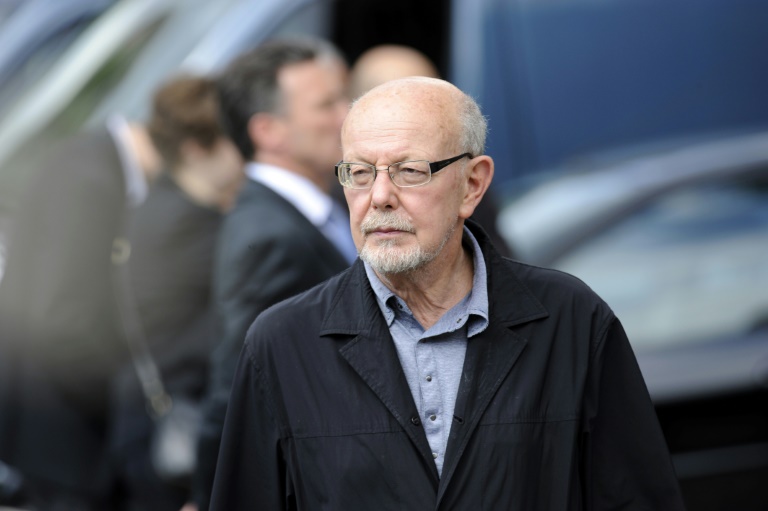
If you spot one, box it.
[210,221,685,510]
[193,178,350,509]
[0,130,129,502]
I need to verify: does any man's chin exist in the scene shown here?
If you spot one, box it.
[360,246,427,275]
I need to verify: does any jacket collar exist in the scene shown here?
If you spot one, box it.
[320,220,549,495]
[320,220,548,335]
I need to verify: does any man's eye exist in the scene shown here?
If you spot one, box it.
[399,166,427,175]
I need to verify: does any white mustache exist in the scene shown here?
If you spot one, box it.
[360,213,415,235]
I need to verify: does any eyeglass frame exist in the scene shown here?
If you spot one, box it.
[335,152,473,189]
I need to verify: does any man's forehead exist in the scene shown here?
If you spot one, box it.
[344,109,432,146]
[344,93,455,147]
[358,85,443,111]
[348,78,457,123]
[341,123,454,166]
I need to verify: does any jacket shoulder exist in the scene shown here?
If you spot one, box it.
[502,257,615,319]
[245,267,352,342]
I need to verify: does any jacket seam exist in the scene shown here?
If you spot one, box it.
[590,310,615,358]
[293,428,406,440]
[245,342,293,439]
[478,415,580,426]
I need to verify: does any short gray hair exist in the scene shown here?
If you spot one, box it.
[457,92,487,157]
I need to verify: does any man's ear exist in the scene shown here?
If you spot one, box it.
[247,112,286,154]
[458,155,494,220]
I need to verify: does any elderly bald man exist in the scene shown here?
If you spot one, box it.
[209,77,685,511]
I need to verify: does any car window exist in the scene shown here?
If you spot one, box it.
[555,172,768,352]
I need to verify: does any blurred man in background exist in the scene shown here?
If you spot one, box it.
[0,88,162,508]
[189,37,354,511]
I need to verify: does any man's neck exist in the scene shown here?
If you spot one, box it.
[376,234,474,330]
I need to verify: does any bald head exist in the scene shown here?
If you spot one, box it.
[344,77,487,158]
[349,45,440,99]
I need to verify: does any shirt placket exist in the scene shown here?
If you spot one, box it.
[416,340,445,472]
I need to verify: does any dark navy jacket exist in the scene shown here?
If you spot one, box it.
[210,221,685,510]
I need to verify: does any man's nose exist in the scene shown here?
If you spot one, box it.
[369,169,399,210]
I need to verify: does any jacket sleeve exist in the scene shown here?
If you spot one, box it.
[209,337,293,511]
[581,315,687,510]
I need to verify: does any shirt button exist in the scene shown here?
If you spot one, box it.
[429,414,437,421]
[425,375,432,382]
[432,452,438,459]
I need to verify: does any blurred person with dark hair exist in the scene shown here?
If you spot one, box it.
[348,44,514,258]
[0,81,162,508]
[109,75,243,511]
[187,37,354,511]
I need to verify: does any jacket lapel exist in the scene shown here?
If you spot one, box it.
[436,322,528,504]
[321,264,441,484]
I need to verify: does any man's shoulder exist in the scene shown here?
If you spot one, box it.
[219,181,312,247]
[496,256,612,313]
[242,265,357,355]
[508,258,592,290]
[229,180,291,216]
[254,266,353,328]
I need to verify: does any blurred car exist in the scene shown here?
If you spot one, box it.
[497,130,768,511]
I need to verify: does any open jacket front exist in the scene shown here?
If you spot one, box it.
[210,222,685,511]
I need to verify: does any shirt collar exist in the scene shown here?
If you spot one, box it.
[245,162,332,227]
[364,225,490,336]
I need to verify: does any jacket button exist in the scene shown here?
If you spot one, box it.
[410,416,421,426]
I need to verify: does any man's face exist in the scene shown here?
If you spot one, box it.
[277,57,349,184]
[341,86,469,276]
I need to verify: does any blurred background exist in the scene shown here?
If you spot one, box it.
[0,0,766,509]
